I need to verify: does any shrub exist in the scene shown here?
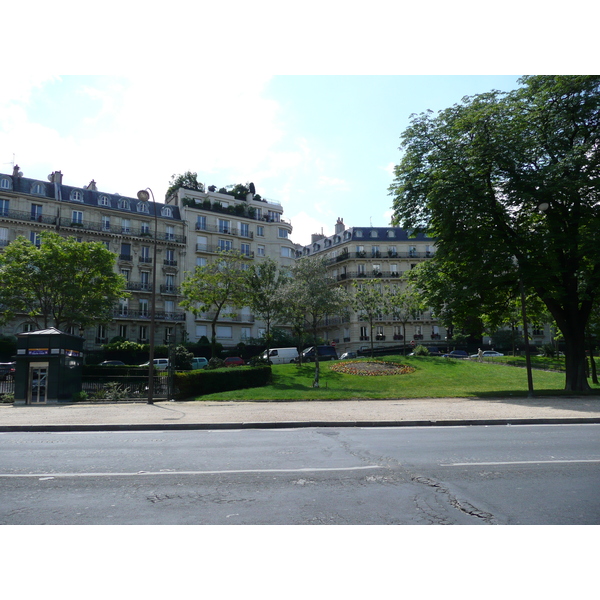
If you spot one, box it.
[72,391,89,402]
[207,357,225,370]
[412,344,429,356]
[174,366,272,399]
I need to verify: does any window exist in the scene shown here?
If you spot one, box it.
[121,218,131,233]
[165,225,175,240]
[217,325,233,340]
[164,300,174,315]
[29,231,41,247]
[0,177,12,189]
[360,326,369,339]
[102,215,111,231]
[218,219,230,234]
[140,245,151,263]
[218,239,233,252]
[371,245,380,256]
[120,243,132,261]
[256,225,264,236]
[140,221,150,235]
[70,190,83,202]
[139,298,149,317]
[0,227,8,246]
[281,247,293,258]
[240,223,250,237]
[388,246,397,256]
[120,268,130,282]
[387,230,396,238]
[118,324,128,338]
[139,325,148,341]
[196,215,206,231]
[161,206,172,217]
[118,198,130,210]
[355,229,363,237]
[255,208,262,220]
[31,204,43,221]
[241,243,251,256]
[195,325,207,339]
[137,201,149,213]
[98,195,110,206]
[140,271,150,290]
[267,210,280,222]
[71,210,83,225]
[409,245,417,257]
[196,257,207,268]
[241,327,251,340]
[118,299,128,317]
[165,249,176,265]
[31,183,46,195]
[196,235,208,252]
[257,245,265,257]
[370,230,378,238]
[97,324,107,342]
[165,274,175,292]
[356,245,364,254]
[358,264,366,275]
[278,228,288,238]
[0,198,8,216]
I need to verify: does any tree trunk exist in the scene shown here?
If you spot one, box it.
[210,320,218,359]
[563,324,591,392]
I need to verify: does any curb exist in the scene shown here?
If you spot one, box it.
[2,417,600,433]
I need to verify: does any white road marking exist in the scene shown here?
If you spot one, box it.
[442,459,600,466]
[0,465,382,478]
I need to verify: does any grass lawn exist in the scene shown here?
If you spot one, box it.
[194,355,600,402]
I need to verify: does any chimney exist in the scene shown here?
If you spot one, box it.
[85,180,98,191]
[48,171,63,200]
[311,233,325,244]
[335,217,345,234]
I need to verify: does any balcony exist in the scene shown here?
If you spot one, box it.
[160,285,180,295]
[113,308,185,321]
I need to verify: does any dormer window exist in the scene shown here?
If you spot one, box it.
[118,198,130,210]
[98,195,110,206]
[161,206,172,218]
[70,190,83,202]
[387,230,396,238]
[137,201,149,213]
[370,229,378,238]
[31,183,46,195]
[0,177,12,190]
[355,229,363,237]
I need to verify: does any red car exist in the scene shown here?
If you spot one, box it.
[224,357,244,367]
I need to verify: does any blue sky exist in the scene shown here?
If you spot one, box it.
[0,3,591,246]
[1,75,524,245]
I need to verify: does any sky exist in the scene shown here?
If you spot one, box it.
[0,1,592,248]
[0,74,529,246]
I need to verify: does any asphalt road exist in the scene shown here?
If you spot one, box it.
[1,423,599,524]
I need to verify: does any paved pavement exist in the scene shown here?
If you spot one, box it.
[1,395,600,431]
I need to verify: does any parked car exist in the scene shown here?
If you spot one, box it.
[99,360,125,366]
[339,352,357,360]
[470,350,504,358]
[139,358,170,370]
[0,362,15,380]
[261,347,299,364]
[443,350,470,359]
[294,346,338,362]
[224,357,244,367]
[191,357,209,370]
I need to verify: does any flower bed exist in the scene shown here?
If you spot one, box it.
[330,360,415,376]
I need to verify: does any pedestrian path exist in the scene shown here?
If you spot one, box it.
[1,396,599,431]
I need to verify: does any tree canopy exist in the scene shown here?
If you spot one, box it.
[165,171,204,200]
[179,251,249,358]
[389,75,600,391]
[0,231,127,331]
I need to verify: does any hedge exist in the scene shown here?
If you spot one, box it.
[173,366,272,399]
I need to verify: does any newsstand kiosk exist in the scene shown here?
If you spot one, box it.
[14,328,84,405]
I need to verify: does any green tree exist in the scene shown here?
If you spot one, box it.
[389,76,600,391]
[179,251,249,358]
[385,285,424,355]
[352,280,385,358]
[165,171,204,200]
[245,258,289,361]
[0,232,127,331]
[285,256,350,387]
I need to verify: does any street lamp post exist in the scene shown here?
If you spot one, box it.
[137,188,158,404]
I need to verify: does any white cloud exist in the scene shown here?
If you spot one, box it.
[288,211,332,247]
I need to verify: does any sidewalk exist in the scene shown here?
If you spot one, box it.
[2,396,600,431]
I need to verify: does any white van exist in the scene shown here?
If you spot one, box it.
[261,347,299,364]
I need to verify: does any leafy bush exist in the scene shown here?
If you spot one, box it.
[412,344,429,356]
[72,391,89,402]
[207,357,225,370]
